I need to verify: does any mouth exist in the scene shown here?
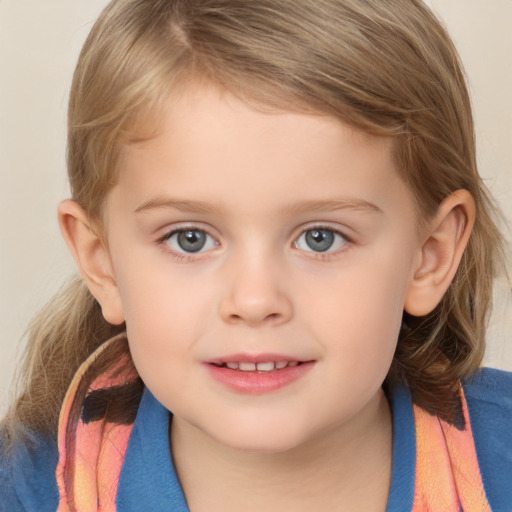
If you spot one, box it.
[209,361,302,372]
[205,357,314,394]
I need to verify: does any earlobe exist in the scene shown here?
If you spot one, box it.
[404,190,475,317]
[57,199,125,325]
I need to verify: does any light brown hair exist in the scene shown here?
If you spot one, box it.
[4,0,507,438]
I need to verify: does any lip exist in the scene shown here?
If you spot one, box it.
[205,353,303,365]
[204,355,315,394]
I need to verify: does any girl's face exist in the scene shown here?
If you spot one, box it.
[102,83,422,452]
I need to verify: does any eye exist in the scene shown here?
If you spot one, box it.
[295,228,348,253]
[163,228,218,254]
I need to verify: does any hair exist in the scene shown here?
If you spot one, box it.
[3,0,507,440]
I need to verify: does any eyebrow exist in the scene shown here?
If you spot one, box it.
[135,197,220,214]
[134,197,383,215]
[283,199,383,215]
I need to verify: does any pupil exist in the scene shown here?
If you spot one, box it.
[178,230,207,253]
[306,229,334,252]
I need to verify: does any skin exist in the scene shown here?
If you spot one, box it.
[59,82,475,511]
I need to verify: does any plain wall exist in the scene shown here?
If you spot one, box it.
[1,0,511,413]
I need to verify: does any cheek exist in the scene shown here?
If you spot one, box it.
[120,278,203,346]
[302,249,412,360]
[117,271,206,405]
[112,257,219,368]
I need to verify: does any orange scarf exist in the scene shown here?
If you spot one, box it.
[56,334,490,511]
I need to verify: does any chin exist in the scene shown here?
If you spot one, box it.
[205,420,316,454]
[221,437,305,454]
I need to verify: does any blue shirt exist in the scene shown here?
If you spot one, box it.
[1,368,511,511]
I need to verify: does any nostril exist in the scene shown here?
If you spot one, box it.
[219,293,293,326]
[227,311,281,325]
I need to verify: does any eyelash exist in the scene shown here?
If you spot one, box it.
[156,225,353,262]
[294,226,352,260]
[157,226,219,262]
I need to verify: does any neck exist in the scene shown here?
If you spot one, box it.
[170,390,392,512]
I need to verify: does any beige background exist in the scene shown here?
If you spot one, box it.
[1,0,511,413]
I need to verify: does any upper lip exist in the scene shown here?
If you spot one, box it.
[205,353,309,365]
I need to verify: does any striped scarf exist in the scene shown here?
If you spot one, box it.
[56,335,490,511]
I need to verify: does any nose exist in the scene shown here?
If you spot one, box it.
[219,254,293,327]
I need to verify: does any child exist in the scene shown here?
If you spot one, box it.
[1,0,511,510]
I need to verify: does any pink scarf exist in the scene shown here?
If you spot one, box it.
[56,334,490,511]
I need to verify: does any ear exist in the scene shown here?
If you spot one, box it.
[58,199,125,325]
[404,190,475,317]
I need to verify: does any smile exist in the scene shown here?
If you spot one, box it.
[205,357,314,394]
[211,361,301,372]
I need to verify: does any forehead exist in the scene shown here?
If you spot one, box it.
[126,78,392,158]
[112,82,415,222]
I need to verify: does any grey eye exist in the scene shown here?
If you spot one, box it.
[165,229,217,253]
[295,228,347,253]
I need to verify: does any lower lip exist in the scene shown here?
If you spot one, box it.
[205,362,315,394]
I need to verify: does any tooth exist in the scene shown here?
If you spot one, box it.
[256,362,275,372]
[226,362,239,370]
[275,361,288,369]
[287,361,299,367]
[239,362,256,371]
